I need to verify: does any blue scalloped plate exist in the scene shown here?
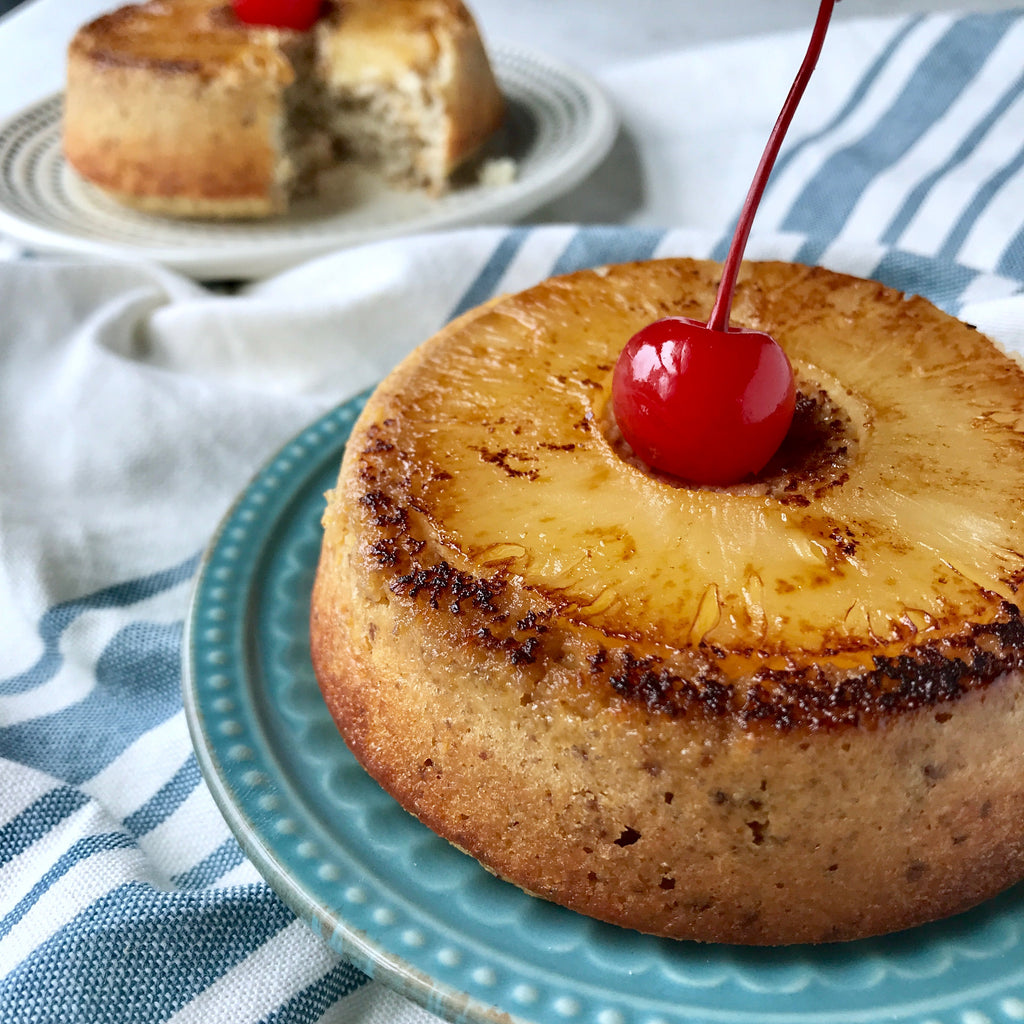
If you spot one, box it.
[183,390,1024,1024]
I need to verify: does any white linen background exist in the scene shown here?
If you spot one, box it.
[2,6,1024,1024]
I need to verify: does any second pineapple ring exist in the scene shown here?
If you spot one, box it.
[310,257,1024,945]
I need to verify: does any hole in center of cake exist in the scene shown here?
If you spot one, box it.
[598,372,859,499]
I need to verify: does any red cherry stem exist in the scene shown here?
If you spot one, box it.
[707,0,838,333]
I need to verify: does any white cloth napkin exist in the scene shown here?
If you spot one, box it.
[3,7,1024,1024]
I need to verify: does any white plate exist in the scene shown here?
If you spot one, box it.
[0,49,616,279]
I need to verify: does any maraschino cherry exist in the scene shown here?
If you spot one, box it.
[612,0,837,486]
[232,0,322,30]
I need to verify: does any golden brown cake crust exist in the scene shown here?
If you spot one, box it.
[310,258,1024,944]
[65,1,293,74]
[64,1,294,216]
[311,551,1024,945]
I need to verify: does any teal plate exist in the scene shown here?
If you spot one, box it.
[183,390,1024,1024]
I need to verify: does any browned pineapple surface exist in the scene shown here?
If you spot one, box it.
[311,259,1024,944]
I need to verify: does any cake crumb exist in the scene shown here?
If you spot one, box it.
[478,156,517,187]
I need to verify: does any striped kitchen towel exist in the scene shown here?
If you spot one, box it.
[2,8,1024,1024]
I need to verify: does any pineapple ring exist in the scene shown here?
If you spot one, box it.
[312,259,1024,943]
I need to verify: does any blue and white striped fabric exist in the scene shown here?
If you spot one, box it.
[3,9,1024,1024]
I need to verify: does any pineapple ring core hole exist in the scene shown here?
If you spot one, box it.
[599,374,858,497]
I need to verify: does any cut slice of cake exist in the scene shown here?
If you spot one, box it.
[316,0,508,193]
[62,0,505,218]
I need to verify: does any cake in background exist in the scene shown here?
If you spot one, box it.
[62,0,505,218]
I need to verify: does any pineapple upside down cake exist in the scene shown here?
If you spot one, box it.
[63,0,505,218]
[310,257,1024,945]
